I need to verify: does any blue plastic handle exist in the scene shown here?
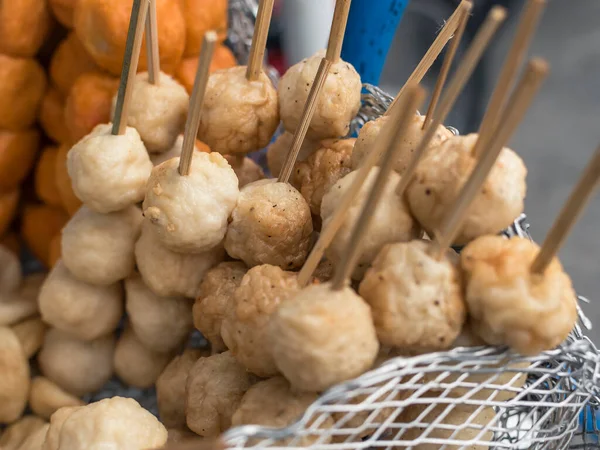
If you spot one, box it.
[341,0,409,85]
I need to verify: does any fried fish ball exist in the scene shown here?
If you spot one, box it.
[0,0,51,57]
[110,72,189,153]
[21,205,69,268]
[266,131,319,178]
[359,240,466,351]
[43,406,81,450]
[199,66,279,155]
[0,327,29,423]
[279,50,361,140]
[351,114,453,173]
[135,222,225,298]
[461,235,578,355]
[0,55,46,130]
[269,282,379,392]
[39,87,70,144]
[183,0,227,56]
[49,0,78,28]
[321,167,420,280]
[125,275,193,353]
[67,123,153,213]
[224,155,265,188]
[407,133,527,245]
[176,45,236,94]
[221,265,299,377]
[14,422,49,450]
[193,261,247,353]
[143,152,238,253]
[0,129,39,191]
[293,138,355,215]
[11,316,47,359]
[49,33,100,96]
[186,351,257,437]
[0,244,22,294]
[55,144,82,216]
[0,189,19,237]
[35,147,63,208]
[0,416,47,450]
[225,179,313,269]
[38,261,123,341]
[29,377,84,420]
[61,206,143,285]
[149,134,211,166]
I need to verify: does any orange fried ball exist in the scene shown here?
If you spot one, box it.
[183,0,228,57]
[176,45,237,95]
[55,144,82,216]
[21,205,69,268]
[0,55,47,130]
[0,0,52,57]
[49,0,79,28]
[0,190,20,237]
[35,146,63,208]
[0,129,39,191]
[39,86,70,144]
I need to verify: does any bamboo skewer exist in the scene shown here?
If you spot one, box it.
[325,0,352,62]
[531,144,600,274]
[246,0,275,81]
[330,85,426,290]
[178,32,217,176]
[112,0,149,135]
[433,58,549,256]
[145,0,160,85]
[472,0,546,158]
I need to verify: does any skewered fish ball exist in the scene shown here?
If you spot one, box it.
[266,131,319,177]
[61,206,143,285]
[221,264,300,377]
[143,152,239,253]
[176,45,237,94]
[199,66,279,155]
[321,167,420,280]
[279,50,362,140]
[351,114,453,173]
[135,222,225,298]
[67,123,153,213]
[407,133,527,245]
[225,155,265,187]
[461,235,578,355]
[149,134,211,166]
[269,282,379,392]
[225,179,313,269]
[0,327,29,423]
[359,240,466,351]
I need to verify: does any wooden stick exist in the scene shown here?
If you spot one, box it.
[326,0,352,62]
[145,0,160,85]
[330,85,426,290]
[422,3,470,129]
[386,0,472,115]
[434,58,548,256]
[531,144,600,274]
[246,0,275,81]
[112,0,149,136]
[178,32,217,176]
[277,58,332,184]
[473,0,546,158]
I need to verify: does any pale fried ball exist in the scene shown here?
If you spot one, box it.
[225,179,313,269]
[461,235,578,355]
[110,72,189,153]
[359,240,466,350]
[266,131,319,178]
[61,206,143,285]
[135,222,225,298]
[43,406,81,450]
[225,155,265,187]
[0,0,51,57]
[38,261,123,341]
[125,274,193,353]
[351,114,453,173]
[199,66,279,155]
[269,283,379,392]
[11,317,47,359]
[14,423,49,450]
[0,327,29,423]
[321,167,420,280]
[221,265,300,377]
[0,415,47,450]
[279,50,361,140]
[407,133,527,245]
[193,261,247,353]
[186,351,256,437]
[54,397,167,450]
[0,244,22,294]
[38,328,115,396]
[143,152,239,253]
[67,123,153,213]
[29,377,84,420]
[150,134,211,166]
[293,138,355,215]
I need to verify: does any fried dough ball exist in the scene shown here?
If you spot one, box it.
[38,261,123,340]
[183,0,227,56]
[221,265,299,376]
[110,72,188,153]
[14,423,49,450]
[0,129,39,191]
[74,0,185,75]
[0,327,29,423]
[53,397,167,450]
[359,240,466,350]
[0,416,47,450]
[0,0,51,57]
[0,244,21,294]
[193,261,247,353]
[351,114,453,173]
[43,406,80,450]
[225,179,313,269]
[49,33,100,96]
[269,282,379,392]
[39,87,69,144]
[461,235,578,355]
[149,134,211,166]
[49,0,78,28]
[21,205,69,268]
[143,152,238,252]
[293,138,355,215]
[55,144,82,215]
[176,45,237,94]
[11,317,47,359]
[279,50,361,140]
[61,205,142,285]
[48,235,61,269]
[185,351,256,437]
[266,132,319,178]
[35,147,62,208]
[0,55,46,130]
[322,167,420,280]
[225,155,265,188]
[135,222,225,298]
[67,123,153,213]
[407,133,527,245]
[29,377,84,420]
[0,189,19,237]
[125,275,193,353]
[199,66,279,155]
[0,274,45,327]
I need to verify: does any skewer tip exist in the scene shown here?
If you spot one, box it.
[528,56,550,76]
[489,5,508,22]
[204,30,218,43]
